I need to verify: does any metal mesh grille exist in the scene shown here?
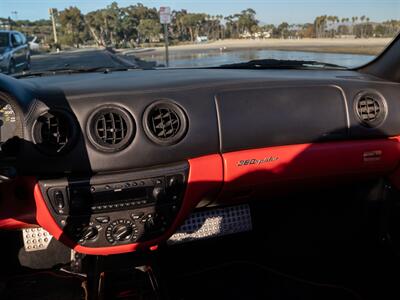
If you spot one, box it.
[95,112,127,145]
[357,95,381,122]
[39,113,69,153]
[168,204,252,245]
[148,107,180,140]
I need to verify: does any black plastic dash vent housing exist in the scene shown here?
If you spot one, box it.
[143,101,187,146]
[88,106,135,152]
[33,110,76,155]
[354,91,387,128]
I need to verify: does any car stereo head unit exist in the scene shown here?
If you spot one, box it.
[68,176,166,214]
[39,162,188,248]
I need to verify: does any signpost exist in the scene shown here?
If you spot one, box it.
[159,7,171,67]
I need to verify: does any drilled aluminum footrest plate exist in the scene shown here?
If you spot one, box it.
[22,227,53,252]
[168,204,252,245]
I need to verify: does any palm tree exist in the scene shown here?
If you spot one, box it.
[351,16,358,35]
[314,15,328,38]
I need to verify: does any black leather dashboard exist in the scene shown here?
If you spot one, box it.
[1,68,400,176]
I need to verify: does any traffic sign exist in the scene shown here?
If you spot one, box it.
[160,6,171,24]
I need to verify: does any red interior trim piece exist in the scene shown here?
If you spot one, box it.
[220,139,400,201]
[388,136,400,189]
[0,177,37,230]
[10,139,400,253]
[34,154,223,255]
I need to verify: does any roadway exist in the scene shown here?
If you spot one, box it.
[30,48,139,72]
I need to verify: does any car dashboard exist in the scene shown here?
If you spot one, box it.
[1,68,400,255]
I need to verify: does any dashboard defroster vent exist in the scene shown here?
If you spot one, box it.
[143,101,187,145]
[88,106,135,152]
[354,91,387,128]
[33,110,75,155]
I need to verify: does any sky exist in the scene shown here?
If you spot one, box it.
[1,0,399,25]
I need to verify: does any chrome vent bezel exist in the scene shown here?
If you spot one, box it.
[143,100,187,146]
[87,106,135,152]
[354,91,387,128]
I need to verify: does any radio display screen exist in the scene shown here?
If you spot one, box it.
[92,187,148,204]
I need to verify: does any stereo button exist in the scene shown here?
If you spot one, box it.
[95,216,110,224]
[152,187,165,201]
[167,175,182,188]
[53,190,65,209]
[131,212,144,220]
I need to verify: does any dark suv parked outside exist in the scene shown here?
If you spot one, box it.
[0,30,31,74]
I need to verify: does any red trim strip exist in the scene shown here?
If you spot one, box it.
[34,154,223,255]
[220,139,400,201]
[5,139,400,254]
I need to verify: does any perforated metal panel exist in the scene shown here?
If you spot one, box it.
[22,227,53,252]
[168,204,252,244]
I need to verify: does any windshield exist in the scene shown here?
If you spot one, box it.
[0,32,9,48]
[0,0,399,73]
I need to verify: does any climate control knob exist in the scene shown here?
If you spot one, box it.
[80,226,98,241]
[106,219,138,244]
[112,224,133,241]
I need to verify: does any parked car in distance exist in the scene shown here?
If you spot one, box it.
[0,30,31,74]
[28,35,40,52]
[196,35,208,43]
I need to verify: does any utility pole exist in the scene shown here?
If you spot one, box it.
[49,8,58,44]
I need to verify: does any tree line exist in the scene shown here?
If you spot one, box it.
[1,3,399,49]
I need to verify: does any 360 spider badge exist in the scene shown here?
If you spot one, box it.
[237,156,279,167]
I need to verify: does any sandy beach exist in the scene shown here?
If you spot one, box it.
[130,38,392,58]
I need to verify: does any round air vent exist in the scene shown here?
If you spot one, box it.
[143,101,187,146]
[33,110,76,155]
[88,106,135,152]
[354,91,387,128]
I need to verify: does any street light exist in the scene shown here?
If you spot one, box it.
[11,11,18,21]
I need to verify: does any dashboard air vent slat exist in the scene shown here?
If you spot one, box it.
[354,91,387,128]
[41,114,68,148]
[150,107,180,139]
[144,101,187,146]
[95,112,127,145]
[33,110,75,155]
[88,106,135,152]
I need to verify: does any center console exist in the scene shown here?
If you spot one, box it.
[37,162,188,248]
